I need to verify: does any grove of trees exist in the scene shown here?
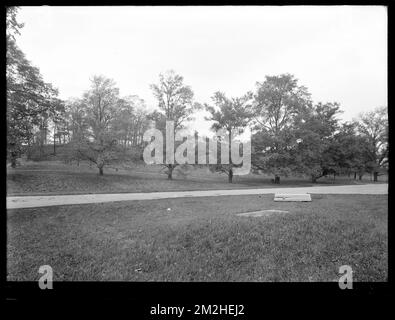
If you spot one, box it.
[7,7,388,182]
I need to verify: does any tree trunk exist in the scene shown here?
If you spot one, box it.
[39,141,43,159]
[228,168,233,183]
[274,175,280,184]
[373,172,378,182]
[10,142,18,167]
[11,154,17,168]
[99,166,104,175]
[27,140,31,160]
[358,174,363,180]
[53,133,56,155]
[167,165,174,180]
[354,172,357,180]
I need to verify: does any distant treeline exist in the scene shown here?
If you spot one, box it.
[7,7,388,182]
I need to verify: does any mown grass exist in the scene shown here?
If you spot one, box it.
[7,194,387,281]
[6,160,384,196]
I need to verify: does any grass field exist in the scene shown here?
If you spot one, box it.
[7,194,387,281]
[6,160,386,196]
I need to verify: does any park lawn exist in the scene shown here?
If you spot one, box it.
[7,194,387,281]
[6,160,382,196]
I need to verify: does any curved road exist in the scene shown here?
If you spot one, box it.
[6,184,388,209]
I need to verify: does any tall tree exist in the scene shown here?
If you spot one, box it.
[47,98,66,156]
[76,76,122,175]
[356,107,388,182]
[7,6,60,167]
[205,91,253,182]
[112,95,149,148]
[329,122,369,180]
[251,74,312,183]
[291,102,342,182]
[150,70,197,179]
[65,98,89,142]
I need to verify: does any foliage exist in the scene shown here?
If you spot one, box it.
[356,107,388,181]
[150,70,196,130]
[205,91,253,182]
[251,74,312,182]
[5,10,387,184]
[69,76,121,174]
[290,102,342,182]
[150,70,198,179]
[6,7,61,167]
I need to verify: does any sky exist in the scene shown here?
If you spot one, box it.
[15,6,387,135]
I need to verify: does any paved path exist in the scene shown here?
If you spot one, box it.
[6,184,388,209]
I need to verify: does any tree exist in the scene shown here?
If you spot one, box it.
[205,91,253,182]
[48,99,66,156]
[7,7,60,167]
[112,95,149,148]
[356,107,388,182]
[129,100,150,148]
[76,76,122,175]
[150,70,197,179]
[65,98,89,144]
[328,122,370,180]
[6,6,24,41]
[251,74,312,183]
[291,102,342,182]
[57,99,87,164]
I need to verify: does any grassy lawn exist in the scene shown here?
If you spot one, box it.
[7,194,387,281]
[6,160,385,196]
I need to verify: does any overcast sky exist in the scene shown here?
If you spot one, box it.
[16,6,387,134]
